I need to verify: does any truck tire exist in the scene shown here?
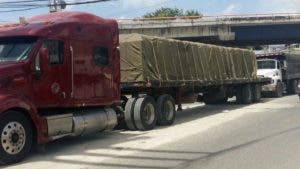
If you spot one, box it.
[124,97,138,130]
[134,96,157,131]
[0,111,33,164]
[157,95,176,126]
[252,84,262,103]
[273,82,283,98]
[236,84,253,104]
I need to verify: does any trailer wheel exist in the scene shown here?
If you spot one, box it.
[236,84,253,104]
[134,96,157,131]
[273,82,283,98]
[157,95,176,126]
[124,97,138,130]
[252,84,262,103]
[0,111,33,164]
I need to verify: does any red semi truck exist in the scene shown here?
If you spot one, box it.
[0,12,270,164]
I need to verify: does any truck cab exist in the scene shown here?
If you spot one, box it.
[256,50,300,97]
[0,12,120,164]
[257,58,284,97]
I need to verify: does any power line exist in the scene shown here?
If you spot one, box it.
[75,0,114,5]
[0,0,115,8]
[0,4,46,8]
[0,0,48,9]
[49,0,115,12]
[0,0,48,4]
[0,6,42,13]
[0,0,115,13]
[50,0,115,7]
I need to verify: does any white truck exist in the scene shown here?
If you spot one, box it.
[257,50,300,97]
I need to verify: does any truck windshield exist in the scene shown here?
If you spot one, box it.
[257,60,276,69]
[0,36,37,62]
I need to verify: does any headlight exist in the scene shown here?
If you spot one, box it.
[271,79,275,84]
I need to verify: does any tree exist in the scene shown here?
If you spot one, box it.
[143,7,201,18]
[185,10,201,16]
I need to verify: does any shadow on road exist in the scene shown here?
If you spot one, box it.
[3,97,286,169]
[173,97,274,126]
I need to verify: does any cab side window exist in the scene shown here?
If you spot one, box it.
[94,45,109,66]
[43,40,64,64]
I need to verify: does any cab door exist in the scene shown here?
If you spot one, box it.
[32,39,67,107]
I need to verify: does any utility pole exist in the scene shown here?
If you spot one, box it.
[49,0,58,13]
[49,0,66,13]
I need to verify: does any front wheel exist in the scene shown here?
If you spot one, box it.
[252,84,262,103]
[0,111,33,164]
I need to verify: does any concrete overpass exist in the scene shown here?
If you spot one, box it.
[118,13,300,46]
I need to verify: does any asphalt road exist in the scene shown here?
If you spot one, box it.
[3,95,300,169]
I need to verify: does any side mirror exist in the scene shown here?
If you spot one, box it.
[39,47,50,73]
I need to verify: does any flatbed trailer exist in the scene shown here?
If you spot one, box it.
[119,34,270,130]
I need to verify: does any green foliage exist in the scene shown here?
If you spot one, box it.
[143,7,202,18]
[185,10,201,16]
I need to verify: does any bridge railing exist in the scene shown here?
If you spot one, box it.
[118,13,300,28]
[214,13,300,22]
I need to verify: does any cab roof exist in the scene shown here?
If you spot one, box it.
[27,11,108,24]
[0,12,117,37]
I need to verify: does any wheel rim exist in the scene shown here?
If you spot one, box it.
[1,122,26,155]
[142,103,155,125]
[164,100,174,121]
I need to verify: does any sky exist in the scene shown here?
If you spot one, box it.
[1,0,300,23]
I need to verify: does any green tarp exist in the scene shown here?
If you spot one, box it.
[120,34,257,84]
